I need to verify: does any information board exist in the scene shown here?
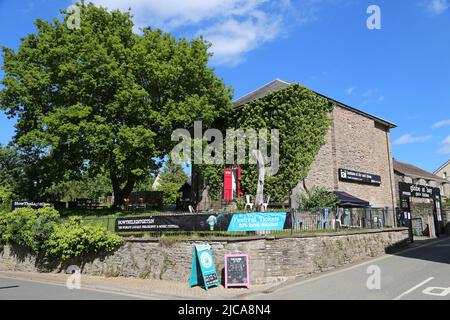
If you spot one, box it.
[189,243,220,291]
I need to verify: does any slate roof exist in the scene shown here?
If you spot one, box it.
[233,79,397,129]
[434,160,450,175]
[394,159,448,183]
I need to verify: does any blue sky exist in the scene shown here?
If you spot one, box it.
[0,0,449,173]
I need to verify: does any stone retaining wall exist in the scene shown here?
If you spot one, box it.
[0,228,408,285]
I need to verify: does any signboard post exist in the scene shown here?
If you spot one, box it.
[189,243,220,291]
[224,254,250,289]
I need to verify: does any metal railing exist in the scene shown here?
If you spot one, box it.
[75,207,391,238]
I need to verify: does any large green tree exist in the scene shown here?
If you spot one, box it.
[0,2,232,207]
[156,161,189,206]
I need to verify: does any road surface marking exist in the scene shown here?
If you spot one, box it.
[258,237,450,296]
[393,277,434,300]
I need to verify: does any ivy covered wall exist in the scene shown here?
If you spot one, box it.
[198,83,333,203]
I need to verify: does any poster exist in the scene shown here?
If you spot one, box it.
[116,211,291,233]
[227,212,288,232]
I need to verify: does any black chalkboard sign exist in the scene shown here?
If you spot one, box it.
[224,254,250,288]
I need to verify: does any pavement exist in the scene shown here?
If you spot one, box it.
[0,235,449,300]
[0,270,271,300]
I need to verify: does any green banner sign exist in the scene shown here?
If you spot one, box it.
[189,243,219,291]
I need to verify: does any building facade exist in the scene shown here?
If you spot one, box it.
[393,159,449,236]
[434,160,450,185]
[193,79,398,225]
[395,159,450,201]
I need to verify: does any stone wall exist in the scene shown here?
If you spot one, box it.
[0,229,408,285]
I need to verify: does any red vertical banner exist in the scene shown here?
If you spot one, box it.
[223,169,233,201]
[237,166,242,198]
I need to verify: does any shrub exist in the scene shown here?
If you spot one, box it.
[444,198,450,208]
[0,185,14,212]
[298,187,338,211]
[45,216,123,261]
[0,207,59,252]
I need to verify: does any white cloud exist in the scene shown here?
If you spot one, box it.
[197,12,281,65]
[362,89,375,97]
[427,0,449,15]
[439,135,450,154]
[394,134,432,145]
[433,119,450,128]
[87,0,298,66]
[346,86,355,95]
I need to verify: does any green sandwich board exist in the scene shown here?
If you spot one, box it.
[189,243,220,290]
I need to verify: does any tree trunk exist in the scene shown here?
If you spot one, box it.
[111,171,136,210]
[253,150,265,211]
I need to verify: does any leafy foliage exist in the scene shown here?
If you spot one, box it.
[0,186,14,213]
[0,144,21,210]
[156,160,189,205]
[0,207,59,251]
[46,172,112,202]
[46,216,123,261]
[297,187,338,211]
[0,207,123,260]
[0,2,232,206]
[236,84,333,202]
[444,197,450,208]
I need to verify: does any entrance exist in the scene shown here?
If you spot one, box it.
[397,182,443,242]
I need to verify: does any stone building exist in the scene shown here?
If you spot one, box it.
[394,159,450,201]
[393,159,448,236]
[434,160,450,185]
[193,79,398,226]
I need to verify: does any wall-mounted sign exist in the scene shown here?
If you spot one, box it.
[338,168,381,186]
[398,182,434,199]
[224,254,250,289]
[116,212,292,233]
[189,243,220,291]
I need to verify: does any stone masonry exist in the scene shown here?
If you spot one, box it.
[292,105,397,225]
[0,228,408,285]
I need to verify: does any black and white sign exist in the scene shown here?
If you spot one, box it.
[398,182,434,199]
[115,214,233,232]
[12,201,53,210]
[338,168,381,186]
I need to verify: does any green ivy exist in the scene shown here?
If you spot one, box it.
[201,84,333,203]
[237,84,332,202]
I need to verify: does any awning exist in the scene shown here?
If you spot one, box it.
[333,191,370,208]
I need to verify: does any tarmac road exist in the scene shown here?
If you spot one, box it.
[249,236,450,300]
[0,276,144,300]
